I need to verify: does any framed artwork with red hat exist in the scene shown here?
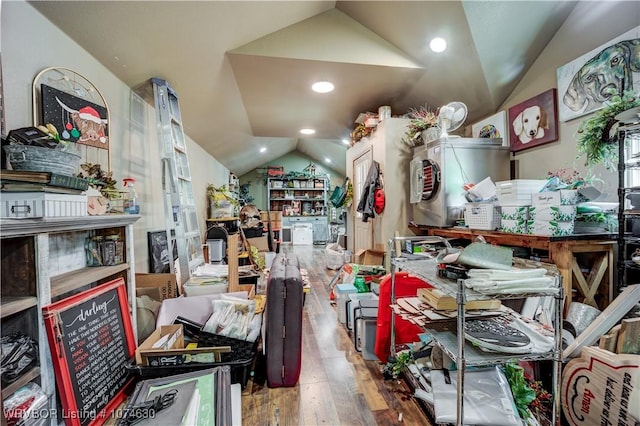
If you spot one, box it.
[41,84,109,149]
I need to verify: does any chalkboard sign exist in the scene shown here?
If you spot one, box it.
[43,278,136,426]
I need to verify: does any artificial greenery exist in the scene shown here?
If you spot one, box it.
[401,106,439,147]
[503,363,537,420]
[382,351,412,379]
[350,123,374,144]
[576,90,640,170]
[239,182,254,205]
[250,245,265,270]
[77,162,118,198]
[261,170,328,185]
[343,180,353,208]
[207,184,239,208]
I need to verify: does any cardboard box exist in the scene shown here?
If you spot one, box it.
[135,325,232,366]
[528,219,574,236]
[354,249,385,266]
[247,236,269,252]
[500,205,529,221]
[531,190,578,207]
[529,205,576,222]
[135,273,178,302]
[269,210,282,220]
[500,219,527,234]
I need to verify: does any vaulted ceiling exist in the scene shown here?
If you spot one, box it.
[29,1,578,176]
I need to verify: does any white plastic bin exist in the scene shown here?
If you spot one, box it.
[292,223,313,245]
[346,293,378,331]
[335,283,357,324]
[264,252,276,268]
[353,301,379,361]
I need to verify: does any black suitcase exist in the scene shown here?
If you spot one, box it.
[265,252,304,387]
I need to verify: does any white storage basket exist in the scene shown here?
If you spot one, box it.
[495,179,547,206]
[464,203,501,230]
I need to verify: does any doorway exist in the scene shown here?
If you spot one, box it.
[352,149,373,253]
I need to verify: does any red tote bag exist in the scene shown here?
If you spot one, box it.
[374,272,433,363]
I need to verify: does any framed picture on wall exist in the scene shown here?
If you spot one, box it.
[471,111,508,146]
[508,88,559,153]
[41,84,109,149]
[557,26,640,122]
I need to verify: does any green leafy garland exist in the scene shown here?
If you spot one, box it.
[576,90,640,170]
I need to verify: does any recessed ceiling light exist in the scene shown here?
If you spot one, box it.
[430,37,447,53]
[342,139,350,145]
[300,128,316,135]
[325,157,332,163]
[312,81,334,93]
[259,147,266,153]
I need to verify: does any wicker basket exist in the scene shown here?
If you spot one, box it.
[4,145,81,176]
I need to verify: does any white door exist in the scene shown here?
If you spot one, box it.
[353,149,373,253]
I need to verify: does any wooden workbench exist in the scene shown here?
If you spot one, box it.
[410,225,616,312]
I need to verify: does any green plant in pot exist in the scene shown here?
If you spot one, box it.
[576,90,640,170]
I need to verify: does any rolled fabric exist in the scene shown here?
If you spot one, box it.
[467,268,547,281]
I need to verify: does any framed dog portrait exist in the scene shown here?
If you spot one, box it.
[508,88,558,153]
[471,111,508,146]
[41,84,109,149]
[557,26,640,122]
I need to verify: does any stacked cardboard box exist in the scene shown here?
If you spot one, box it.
[500,205,529,234]
[496,179,547,234]
[528,190,578,236]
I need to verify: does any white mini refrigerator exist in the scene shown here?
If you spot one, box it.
[292,223,313,245]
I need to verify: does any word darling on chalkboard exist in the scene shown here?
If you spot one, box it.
[43,278,136,426]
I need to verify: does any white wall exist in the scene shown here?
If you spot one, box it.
[2,1,229,272]
[500,1,640,201]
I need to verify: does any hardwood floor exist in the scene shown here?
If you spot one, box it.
[241,245,432,425]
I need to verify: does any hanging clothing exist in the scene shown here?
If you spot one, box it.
[356,160,381,222]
